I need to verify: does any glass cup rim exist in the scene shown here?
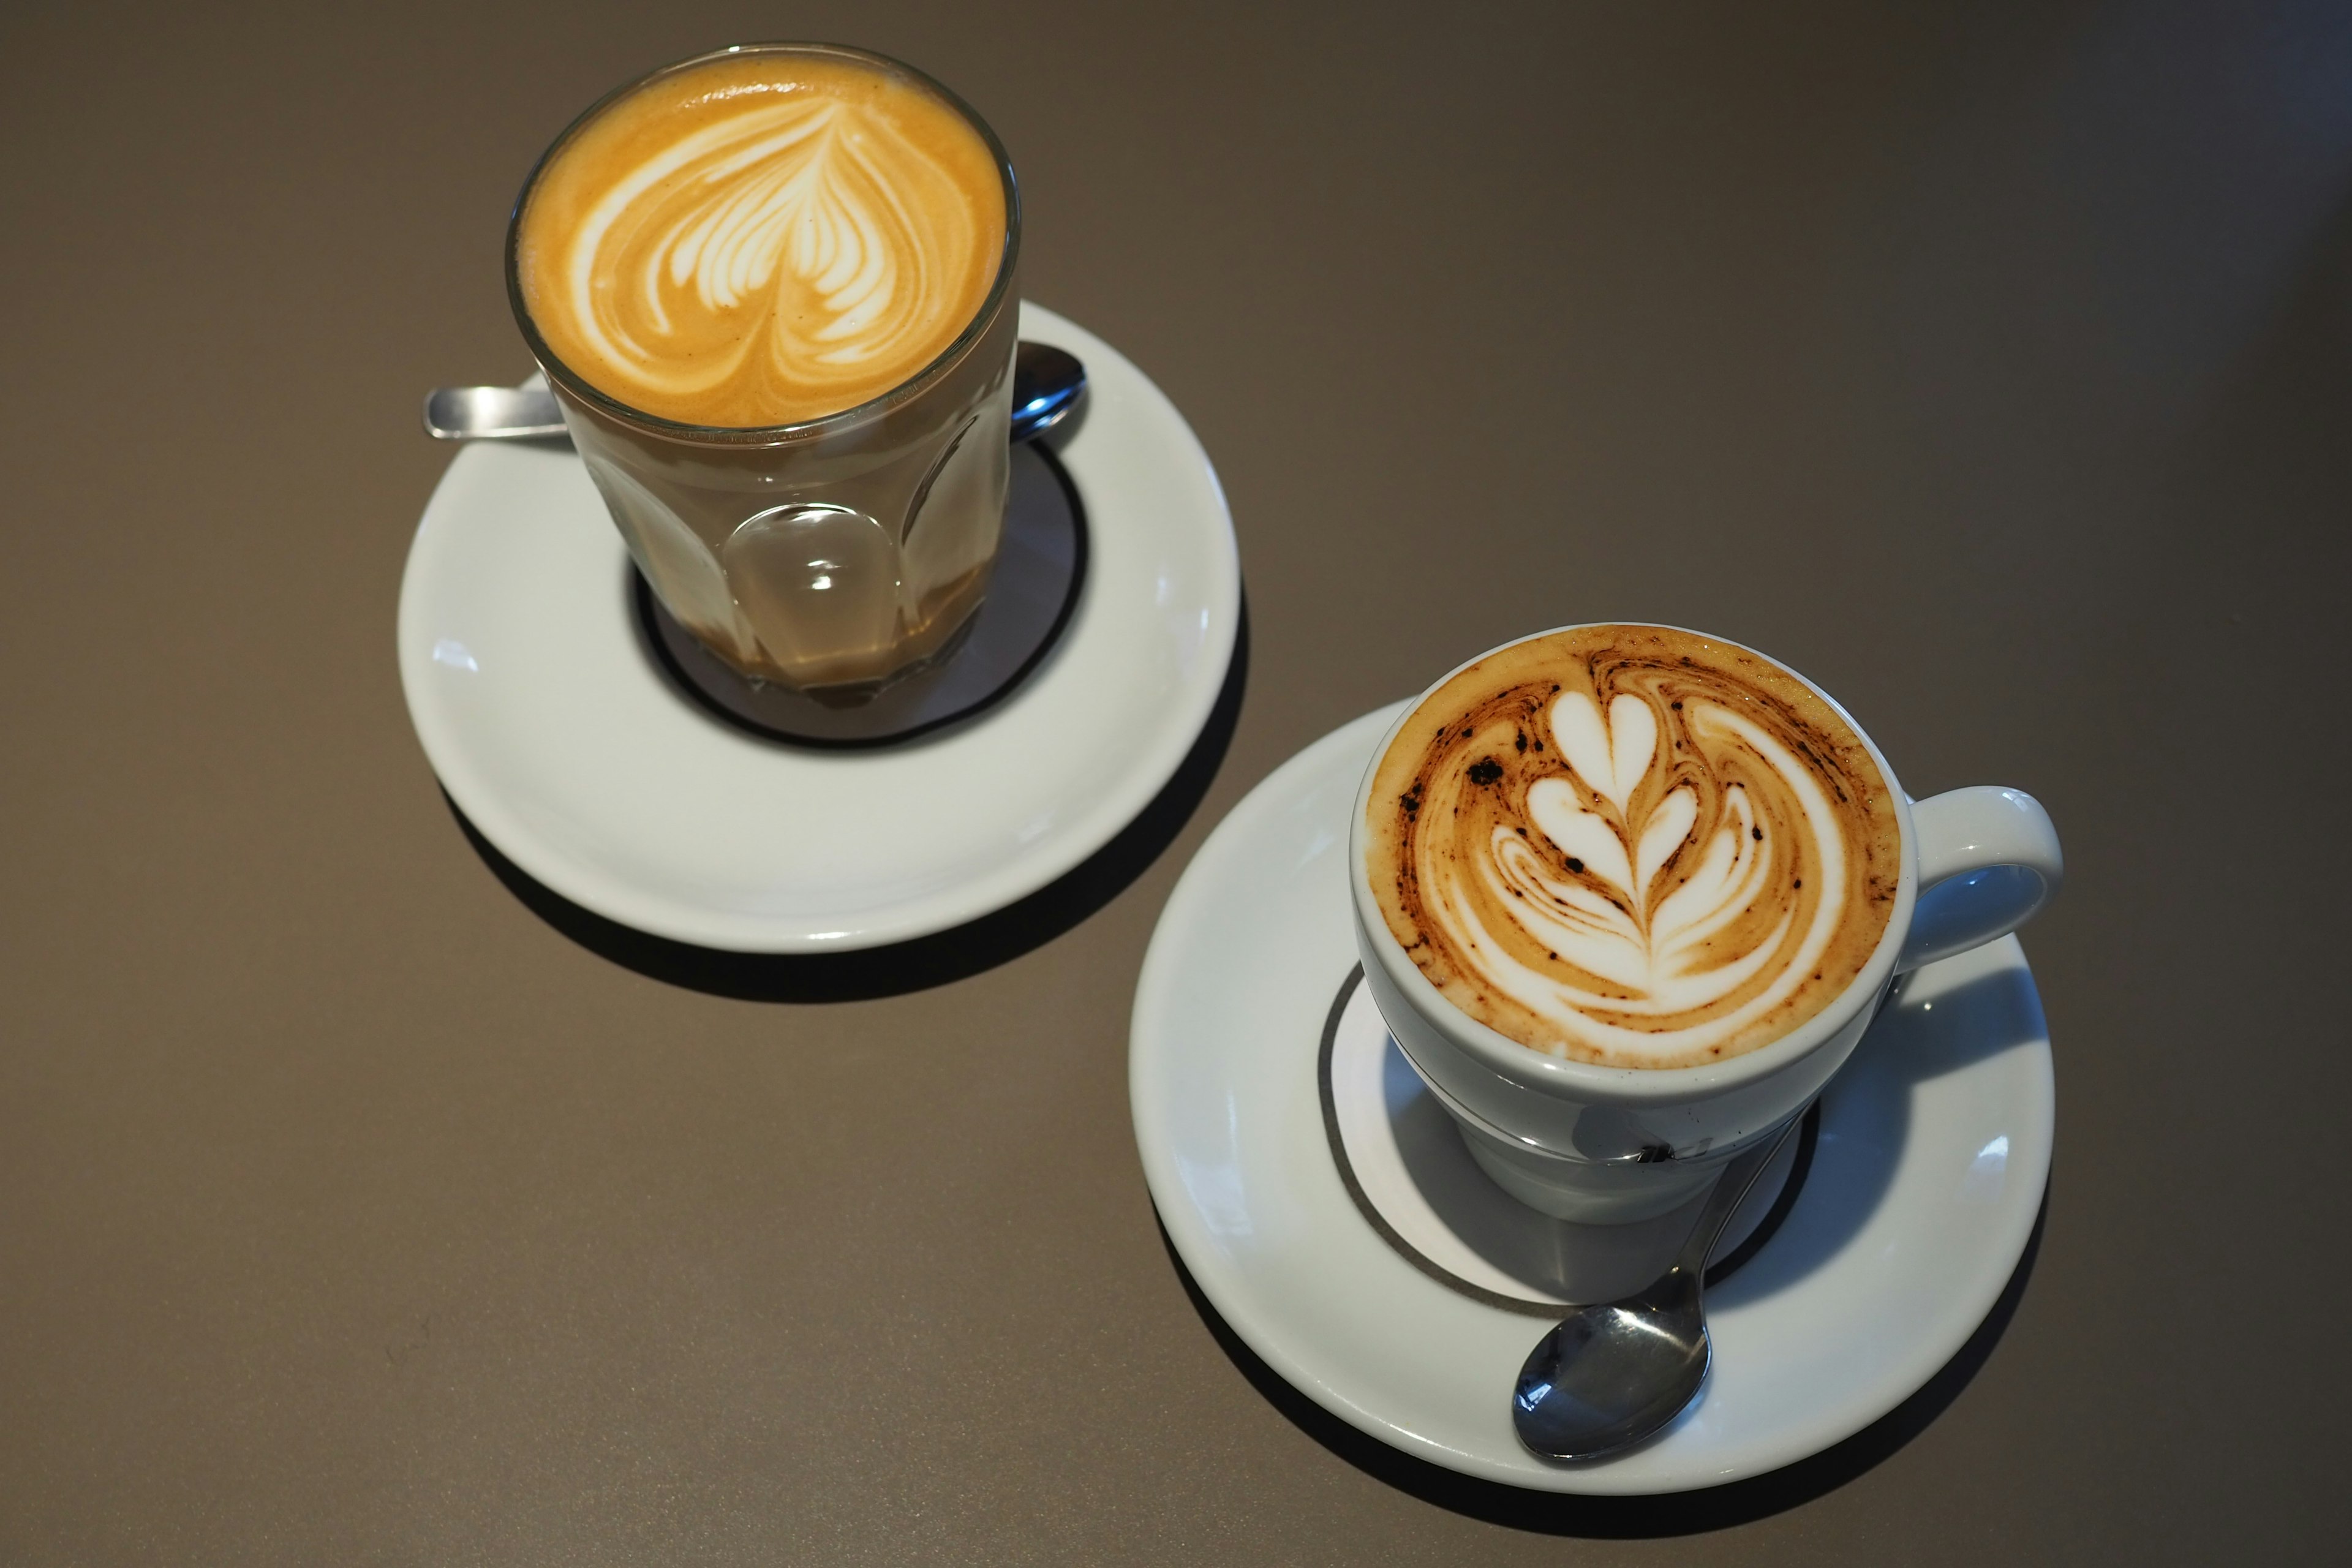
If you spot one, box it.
[1348,620,1923,1101]
[503,40,1023,447]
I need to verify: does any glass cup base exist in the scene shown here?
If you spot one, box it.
[634,440,1085,748]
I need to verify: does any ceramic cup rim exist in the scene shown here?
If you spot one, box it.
[503,40,1023,450]
[1348,622,1923,1110]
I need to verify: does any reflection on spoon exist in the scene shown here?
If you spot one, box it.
[421,341,1086,445]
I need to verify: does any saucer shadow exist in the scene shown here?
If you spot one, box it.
[446,599,1248,1002]
[1708,962,2049,1313]
[1159,1191,2046,1536]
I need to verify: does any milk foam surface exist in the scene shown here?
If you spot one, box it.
[1365,627,1902,1069]
[516,53,1006,428]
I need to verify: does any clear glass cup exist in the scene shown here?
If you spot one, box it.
[505,43,1022,696]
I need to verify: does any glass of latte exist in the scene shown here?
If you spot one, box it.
[1351,625,2063,1224]
[508,43,1020,696]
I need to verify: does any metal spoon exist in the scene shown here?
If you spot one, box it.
[421,382,566,441]
[1511,1112,1806,1463]
[1005,342,1085,443]
[422,341,1087,445]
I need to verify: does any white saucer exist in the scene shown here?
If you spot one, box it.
[398,304,1240,952]
[1131,704,2054,1494]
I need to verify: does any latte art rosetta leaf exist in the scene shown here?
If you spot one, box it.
[1478,700,1835,1020]
[1367,628,1902,1069]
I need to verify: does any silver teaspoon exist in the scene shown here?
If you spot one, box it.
[421,383,565,441]
[421,341,1087,445]
[1511,1112,1807,1463]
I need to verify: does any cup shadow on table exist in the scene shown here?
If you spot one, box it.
[1164,959,2052,1536]
[445,599,1248,1003]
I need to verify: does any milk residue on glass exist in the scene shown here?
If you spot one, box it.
[1366,628,1902,1069]
[517,54,1006,428]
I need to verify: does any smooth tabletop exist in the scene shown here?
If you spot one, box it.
[2,1,2346,1562]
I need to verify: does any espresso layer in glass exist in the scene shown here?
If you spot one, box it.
[1365,626,1901,1069]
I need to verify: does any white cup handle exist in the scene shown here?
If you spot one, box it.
[1898,786,2063,972]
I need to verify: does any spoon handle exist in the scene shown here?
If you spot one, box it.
[423,383,565,441]
[1673,1112,1809,1282]
[423,342,1085,443]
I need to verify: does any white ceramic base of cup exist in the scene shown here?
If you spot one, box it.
[636,439,1086,747]
[1131,704,2055,1494]
[1324,967,1815,1310]
[1448,1099,1751,1225]
[397,303,1240,952]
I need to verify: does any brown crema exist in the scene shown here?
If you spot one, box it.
[515,51,1007,428]
[1365,626,1902,1069]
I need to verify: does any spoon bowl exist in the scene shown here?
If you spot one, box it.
[1006,341,1085,442]
[1512,1114,1805,1463]
[1513,1274,1711,1461]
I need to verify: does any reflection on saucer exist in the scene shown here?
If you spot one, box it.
[638,440,1087,747]
[1320,967,1817,1313]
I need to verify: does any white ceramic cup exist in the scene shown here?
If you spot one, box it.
[1349,625,2063,1224]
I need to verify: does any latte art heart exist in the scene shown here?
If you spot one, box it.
[1365,627,1902,1069]
[517,53,1006,428]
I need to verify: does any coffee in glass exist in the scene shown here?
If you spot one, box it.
[508,43,1020,695]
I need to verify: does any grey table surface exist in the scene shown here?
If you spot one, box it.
[2,0,2346,1561]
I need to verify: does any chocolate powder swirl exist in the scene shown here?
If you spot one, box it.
[1366,627,1901,1068]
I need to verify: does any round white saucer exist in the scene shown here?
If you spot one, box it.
[1131,704,2054,1494]
[398,304,1240,952]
